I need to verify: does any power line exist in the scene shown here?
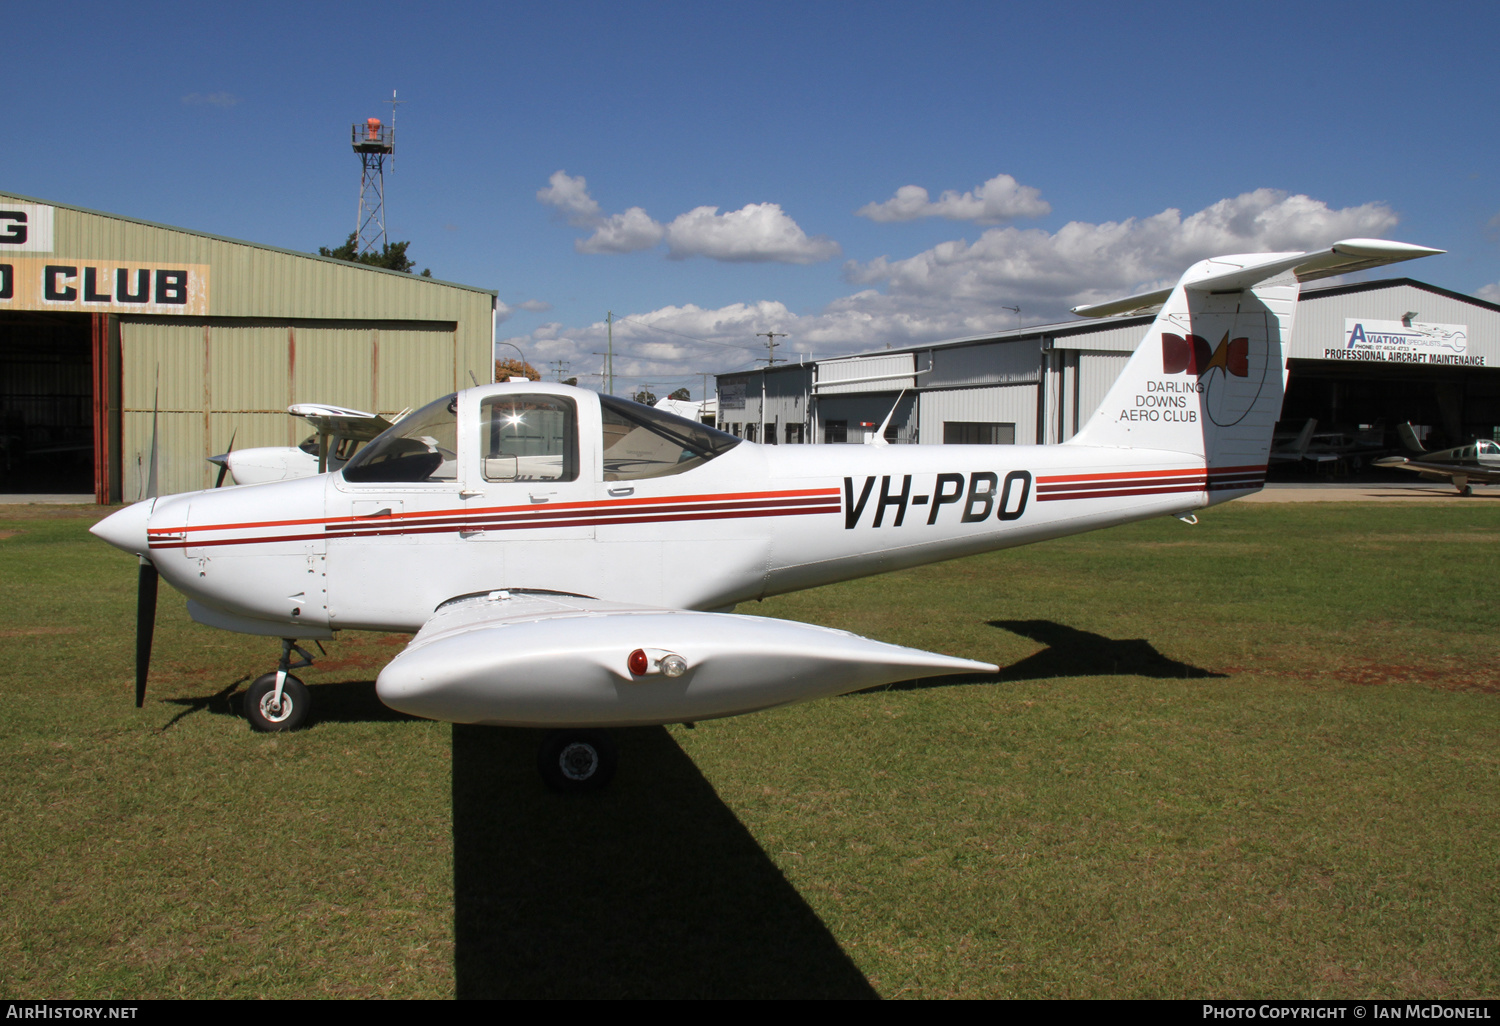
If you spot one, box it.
[613,316,763,352]
[756,331,786,366]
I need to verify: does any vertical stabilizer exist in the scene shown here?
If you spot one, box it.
[1067,240,1441,503]
[1068,261,1299,502]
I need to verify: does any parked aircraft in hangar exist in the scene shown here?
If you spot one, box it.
[1374,423,1500,495]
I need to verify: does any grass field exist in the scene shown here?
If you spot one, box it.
[0,501,1495,998]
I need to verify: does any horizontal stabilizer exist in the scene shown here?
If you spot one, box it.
[377,591,996,727]
[1072,239,1444,318]
[288,403,396,441]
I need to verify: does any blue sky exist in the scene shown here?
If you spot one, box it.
[7,0,1498,397]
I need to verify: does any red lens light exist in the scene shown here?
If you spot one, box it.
[628,648,649,675]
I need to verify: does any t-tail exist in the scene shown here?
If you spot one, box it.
[1066,239,1443,505]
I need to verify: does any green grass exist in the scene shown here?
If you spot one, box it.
[0,502,1495,997]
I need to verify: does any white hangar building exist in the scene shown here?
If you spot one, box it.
[714,279,1500,457]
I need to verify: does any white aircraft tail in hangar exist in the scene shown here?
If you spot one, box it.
[93,239,1441,789]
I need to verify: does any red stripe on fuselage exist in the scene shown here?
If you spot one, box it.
[146,488,842,550]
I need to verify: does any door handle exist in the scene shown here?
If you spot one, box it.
[608,486,634,497]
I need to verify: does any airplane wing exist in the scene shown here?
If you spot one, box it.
[375,590,996,728]
[1373,457,1500,484]
[288,403,397,441]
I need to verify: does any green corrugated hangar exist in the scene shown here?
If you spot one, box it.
[0,192,497,502]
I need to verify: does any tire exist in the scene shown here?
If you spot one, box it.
[244,673,310,732]
[537,729,618,793]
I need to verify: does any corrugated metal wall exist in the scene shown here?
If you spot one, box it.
[121,319,460,498]
[918,385,1039,445]
[817,353,915,394]
[0,192,496,500]
[25,194,494,335]
[1077,351,1131,437]
[928,339,1039,387]
[1291,284,1500,361]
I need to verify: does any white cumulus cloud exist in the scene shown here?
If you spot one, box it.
[1475,283,1500,303]
[665,203,841,264]
[507,189,1406,372]
[538,172,837,263]
[537,170,602,227]
[848,188,1401,318]
[577,207,666,254]
[857,173,1051,224]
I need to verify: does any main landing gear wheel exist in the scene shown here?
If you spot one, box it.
[244,673,309,732]
[537,730,618,793]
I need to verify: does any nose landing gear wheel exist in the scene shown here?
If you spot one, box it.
[537,729,618,792]
[244,673,309,732]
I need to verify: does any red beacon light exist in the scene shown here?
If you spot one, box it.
[628,649,688,678]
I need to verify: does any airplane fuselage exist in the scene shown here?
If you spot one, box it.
[128,384,1251,640]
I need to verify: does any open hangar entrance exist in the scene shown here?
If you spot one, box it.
[1281,359,1500,456]
[0,311,113,496]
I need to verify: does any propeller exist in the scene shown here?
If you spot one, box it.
[210,428,237,487]
[135,558,158,707]
[137,370,161,707]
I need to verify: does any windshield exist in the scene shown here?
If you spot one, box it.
[600,394,741,481]
[341,394,457,483]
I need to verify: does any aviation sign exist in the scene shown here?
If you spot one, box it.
[1331,319,1480,367]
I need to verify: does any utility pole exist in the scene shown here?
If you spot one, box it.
[757,330,786,366]
[606,311,615,395]
[550,359,570,382]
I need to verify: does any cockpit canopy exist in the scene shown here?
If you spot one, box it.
[340,389,741,484]
[342,394,458,482]
[599,394,739,481]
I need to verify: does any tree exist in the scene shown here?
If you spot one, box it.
[318,233,432,276]
[668,388,691,401]
[633,390,657,405]
[495,357,541,382]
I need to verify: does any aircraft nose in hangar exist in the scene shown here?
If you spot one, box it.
[90,500,154,558]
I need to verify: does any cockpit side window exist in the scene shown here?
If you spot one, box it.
[341,394,458,483]
[480,395,578,482]
[600,394,741,481]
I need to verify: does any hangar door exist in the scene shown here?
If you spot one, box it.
[0,311,99,495]
[120,318,460,500]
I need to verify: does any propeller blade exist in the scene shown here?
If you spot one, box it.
[135,559,158,708]
[145,369,160,500]
[214,428,237,487]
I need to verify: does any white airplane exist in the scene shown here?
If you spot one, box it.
[207,404,402,486]
[93,239,1441,790]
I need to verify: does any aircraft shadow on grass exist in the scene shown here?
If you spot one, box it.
[162,684,875,997]
[867,619,1227,694]
[450,724,877,999]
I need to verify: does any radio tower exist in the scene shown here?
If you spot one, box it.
[351,91,402,255]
